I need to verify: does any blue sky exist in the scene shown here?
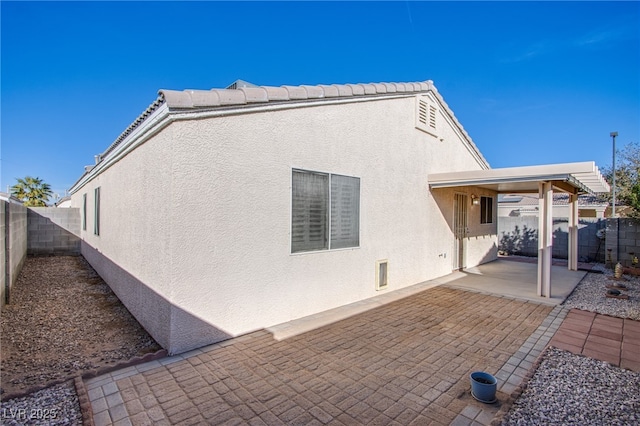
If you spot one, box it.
[2,1,639,200]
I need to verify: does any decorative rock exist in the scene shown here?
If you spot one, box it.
[500,348,640,425]
[563,265,639,320]
[0,381,82,426]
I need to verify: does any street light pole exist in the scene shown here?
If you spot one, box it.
[610,131,618,218]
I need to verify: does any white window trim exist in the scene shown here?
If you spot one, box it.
[94,187,101,236]
[82,193,87,231]
[290,168,361,255]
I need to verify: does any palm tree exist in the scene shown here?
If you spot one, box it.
[11,176,53,207]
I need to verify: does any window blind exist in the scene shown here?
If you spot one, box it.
[292,170,328,252]
[292,170,360,253]
[330,174,360,249]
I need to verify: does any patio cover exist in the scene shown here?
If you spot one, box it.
[427,162,610,194]
[428,161,610,298]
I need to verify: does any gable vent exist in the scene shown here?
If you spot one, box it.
[415,95,438,137]
[428,104,437,129]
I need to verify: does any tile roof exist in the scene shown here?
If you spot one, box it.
[158,81,435,109]
[68,79,488,194]
[101,79,471,160]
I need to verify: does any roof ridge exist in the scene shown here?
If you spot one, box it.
[159,80,435,109]
[95,79,488,173]
[100,80,436,160]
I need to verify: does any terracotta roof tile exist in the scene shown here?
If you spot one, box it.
[334,84,354,97]
[382,82,397,93]
[362,83,377,95]
[300,85,324,99]
[318,84,340,97]
[282,85,308,100]
[239,87,269,103]
[261,86,289,101]
[188,90,221,107]
[214,89,247,105]
[346,83,366,96]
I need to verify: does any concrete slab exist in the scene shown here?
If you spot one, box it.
[448,259,587,305]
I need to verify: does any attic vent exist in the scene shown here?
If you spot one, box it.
[415,95,438,137]
[428,104,437,129]
[225,79,258,90]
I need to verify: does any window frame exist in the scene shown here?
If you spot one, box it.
[480,196,494,224]
[291,169,360,254]
[82,193,87,231]
[94,187,101,236]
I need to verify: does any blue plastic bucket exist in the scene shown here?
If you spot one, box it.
[470,371,497,403]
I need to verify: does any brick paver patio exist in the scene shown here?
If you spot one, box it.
[86,286,555,425]
[549,308,640,372]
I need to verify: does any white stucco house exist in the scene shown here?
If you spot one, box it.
[68,79,608,354]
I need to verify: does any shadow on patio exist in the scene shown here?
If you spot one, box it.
[447,258,587,306]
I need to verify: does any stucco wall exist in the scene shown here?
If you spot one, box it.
[2,201,28,306]
[71,94,495,353]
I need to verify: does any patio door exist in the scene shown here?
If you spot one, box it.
[453,193,468,270]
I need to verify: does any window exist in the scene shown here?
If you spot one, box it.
[82,193,87,231]
[292,169,360,253]
[480,196,493,224]
[94,187,101,235]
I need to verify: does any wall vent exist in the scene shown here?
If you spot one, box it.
[415,95,438,137]
[428,104,437,129]
[376,260,388,291]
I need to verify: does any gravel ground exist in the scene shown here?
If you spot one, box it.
[501,265,640,425]
[563,264,640,320]
[501,347,640,425]
[1,255,161,424]
[0,381,82,426]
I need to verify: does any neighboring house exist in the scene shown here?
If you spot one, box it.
[54,195,72,208]
[68,79,608,354]
[0,192,23,205]
[499,193,608,218]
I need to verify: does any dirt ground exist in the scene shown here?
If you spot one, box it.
[1,255,162,398]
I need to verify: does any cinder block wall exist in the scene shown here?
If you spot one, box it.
[2,201,28,306]
[605,218,640,267]
[498,216,605,262]
[27,208,81,255]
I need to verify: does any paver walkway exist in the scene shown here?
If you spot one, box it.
[86,287,553,425]
[549,308,640,372]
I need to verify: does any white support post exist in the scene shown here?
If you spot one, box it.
[537,182,553,297]
[568,193,579,271]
